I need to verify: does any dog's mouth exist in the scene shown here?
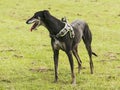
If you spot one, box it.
[26,18,41,32]
[30,21,40,32]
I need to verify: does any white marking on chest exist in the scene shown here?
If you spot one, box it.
[53,38,66,51]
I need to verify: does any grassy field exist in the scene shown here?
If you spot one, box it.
[0,0,120,90]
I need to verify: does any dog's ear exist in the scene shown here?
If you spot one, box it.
[43,10,50,19]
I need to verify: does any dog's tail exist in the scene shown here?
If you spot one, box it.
[92,52,98,57]
[82,23,98,57]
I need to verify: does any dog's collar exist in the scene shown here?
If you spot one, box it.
[50,23,75,38]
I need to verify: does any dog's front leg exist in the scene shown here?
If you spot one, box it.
[53,50,59,83]
[66,50,76,85]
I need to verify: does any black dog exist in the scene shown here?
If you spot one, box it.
[26,10,97,84]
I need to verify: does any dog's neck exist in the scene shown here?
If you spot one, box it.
[43,15,65,35]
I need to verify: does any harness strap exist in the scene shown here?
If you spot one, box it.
[50,23,75,39]
[57,23,75,38]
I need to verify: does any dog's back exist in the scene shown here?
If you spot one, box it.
[71,20,87,44]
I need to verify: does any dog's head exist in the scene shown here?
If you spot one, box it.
[26,10,49,32]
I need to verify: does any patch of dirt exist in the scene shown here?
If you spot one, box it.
[99,59,118,62]
[0,20,6,23]
[1,79,11,83]
[0,48,16,52]
[77,13,82,16]
[106,75,116,81]
[117,66,120,68]
[104,52,118,60]
[118,14,120,16]
[0,57,8,60]
[98,52,120,62]
[42,44,49,47]
[116,53,120,55]
[76,66,86,69]
[29,67,53,72]
[13,54,23,58]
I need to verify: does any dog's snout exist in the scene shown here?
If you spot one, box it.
[26,18,36,24]
[26,19,32,24]
[26,20,29,24]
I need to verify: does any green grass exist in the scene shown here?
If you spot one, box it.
[0,0,120,90]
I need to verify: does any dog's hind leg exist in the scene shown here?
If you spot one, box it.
[72,45,82,73]
[85,44,94,74]
[83,39,94,74]
[82,24,94,74]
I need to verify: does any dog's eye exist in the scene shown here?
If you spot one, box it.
[34,15,39,19]
[33,15,37,18]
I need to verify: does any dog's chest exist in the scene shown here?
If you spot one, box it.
[53,39,66,51]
